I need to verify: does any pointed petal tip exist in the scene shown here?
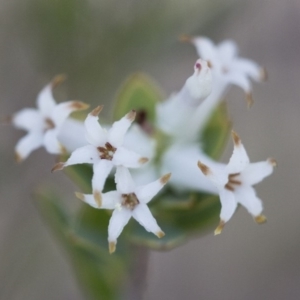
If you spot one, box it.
[75,192,85,201]
[197,161,211,176]
[246,93,254,109]
[126,110,136,122]
[156,231,165,238]
[160,173,171,185]
[51,162,65,172]
[214,221,225,235]
[109,241,116,254]
[93,190,102,207]
[69,101,90,111]
[268,158,277,167]
[90,105,104,117]
[15,152,23,163]
[231,130,241,147]
[260,67,268,81]
[255,214,267,224]
[138,157,149,165]
[51,74,67,88]
[178,34,193,43]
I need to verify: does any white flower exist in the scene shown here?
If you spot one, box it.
[156,59,212,137]
[52,106,149,202]
[197,131,276,235]
[12,75,89,161]
[190,36,266,107]
[75,166,171,253]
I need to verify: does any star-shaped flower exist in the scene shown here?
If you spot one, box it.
[197,131,276,235]
[75,166,171,253]
[52,106,149,203]
[11,75,89,161]
[181,35,266,107]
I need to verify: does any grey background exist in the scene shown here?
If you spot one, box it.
[0,0,299,299]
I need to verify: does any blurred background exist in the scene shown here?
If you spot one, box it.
[0,0,300,299]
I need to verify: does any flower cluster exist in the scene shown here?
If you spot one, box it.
[8,36,276,253]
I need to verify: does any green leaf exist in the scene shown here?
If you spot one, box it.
[201,102,231,159]
[35,190,130,300]
[113,73,163,123]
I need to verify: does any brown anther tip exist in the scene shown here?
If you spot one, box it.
[51,74,67,88]
[214,220,225,235]
[231,130,241,146]
[207,60,213,69]
[156,231,165,238]
[51,162,65,173]
[178,34,193,43]
[127,110,136,122]
[268,158,277,167]
[139,157,149,165]
[93,191,102,207]
[246,93,254,109]
[75,192,85,202]
[90,105,104,117]
[70,101,90,111]
[109,242,116,254]
[260,67,268,81]
[160,173,171,185]
[197,161,210,176]
[14,152,23,163]
[255,214,267,224]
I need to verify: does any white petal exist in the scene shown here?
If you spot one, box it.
[92,160,114,193]
[51,101,89,127]
[241,160,274,186]
[78,191,119,209]
[13,108,44,132]
[15,132,43,161]
[115,166,135,194]
[132,204,162,235]
[84,112,107,147]
[135,174,170,204]
[231,58,261,81]
[108,209,132,242]
[219,188,238,222]
[235,186,263,217]
[65,145,100,166]
[217,40,238,63]
[227,140,250,174]
[43,129,64,154]
[36,84,56,117]
[224,72,251,93]
[193,37,220,66]
[108,111,135,147]
[112,146,148,168]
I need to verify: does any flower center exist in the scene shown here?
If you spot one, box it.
[44,118,55,131]
[121,193,139,210]
[224,173,242,191]
[97,142,117,160]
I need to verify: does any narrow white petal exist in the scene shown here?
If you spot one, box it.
[217,40,238,63]
[135,174,170,204]
[132,204,162,235]
[43,129,64,154]
[115,166,135,194]
[65,145,100,166]
[241,160,274,186]
[77,191,119,209]
[232,58,261,81]
[227,137,250,174]
[108,209,132,242]
[235,186,263,217]
[92,159,114,192]
[219,188,238,222]
[36,84,56,117]
[225,72,251,93]
[15,132,43,161]
[84,112,107,147]
[108,111,135,147]
[13,108,44,132]
[112,146,148,168]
